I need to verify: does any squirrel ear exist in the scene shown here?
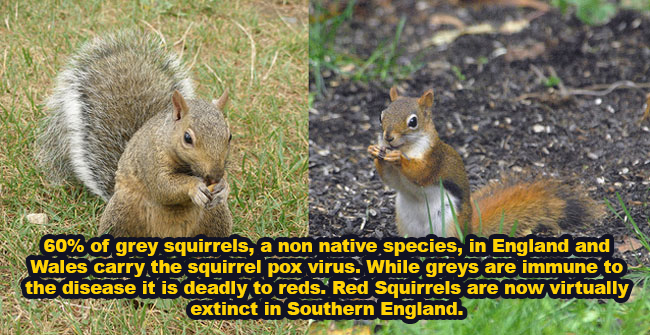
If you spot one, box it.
[389,86,399,102]
[172,90,189,120]
[212,89,229,111]
[418,89,434,109]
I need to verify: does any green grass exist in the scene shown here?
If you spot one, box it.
[309,0,355,95]
[315,191,650,333]
[350,15,414,82]
[544,75,562,88]
[309,0,419,97]
[451,65,466,82]
[373,193,650,334]
[0,0,308,333]
[361,183,650,333]
[552,0,650,25]
[380,290,650,334]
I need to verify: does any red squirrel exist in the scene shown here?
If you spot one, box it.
[368,87,602,238]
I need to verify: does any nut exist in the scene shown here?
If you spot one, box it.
[207,183,218,192]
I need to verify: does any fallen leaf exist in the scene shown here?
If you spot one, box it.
[340,63,356,73]
[616,235,643,253]
[505,42,546,62]
[26,213,48,225]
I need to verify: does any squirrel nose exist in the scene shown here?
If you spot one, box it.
[384,134,394,142]
[206,170,224,186]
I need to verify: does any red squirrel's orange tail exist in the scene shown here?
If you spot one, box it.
[469,177,603,236]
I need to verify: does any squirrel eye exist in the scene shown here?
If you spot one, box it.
[184,131,193,144]
[407,115,418,129]
[228,133,232,142]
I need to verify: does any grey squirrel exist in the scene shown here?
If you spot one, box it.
[36,31,232,237]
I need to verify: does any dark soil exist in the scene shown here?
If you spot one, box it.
[309,1,650,266]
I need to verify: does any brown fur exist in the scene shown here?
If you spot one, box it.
[98,94,233,238]
[470,177,603,236]
[371,87,603,238]
[100,173,231,237]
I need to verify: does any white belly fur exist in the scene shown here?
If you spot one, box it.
[381,164,458,237]
[396,186,458,238]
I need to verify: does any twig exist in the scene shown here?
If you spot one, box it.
[525,9,549,22]
[515,80,650,101]
[568,80,650,96]
[231,19,256,85]
[529,64,546,83]
[429,14,466,30]
[498,0,550,11]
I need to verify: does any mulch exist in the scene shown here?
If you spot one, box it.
[309,1,650,266]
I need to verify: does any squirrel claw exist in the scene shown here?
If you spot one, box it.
[190,182,212,208]
[367,145,379,157]
[384,150,402,162]
[368,145,387,159]
[207,178,229,208]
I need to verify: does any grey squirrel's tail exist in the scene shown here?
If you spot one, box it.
[35,31,194,200]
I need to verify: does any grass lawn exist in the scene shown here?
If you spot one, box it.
[0,0,308,333]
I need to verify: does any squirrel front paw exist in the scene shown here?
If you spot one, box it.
[383,149,403,163]
[189,182,212,208]
[207,177,229,208]
[368,145,387,159]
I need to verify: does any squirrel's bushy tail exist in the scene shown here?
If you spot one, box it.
[35,102,75,183]
[35,31,194,200]
[469,177,603,236]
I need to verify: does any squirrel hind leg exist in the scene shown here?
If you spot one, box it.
[196,202,233,237]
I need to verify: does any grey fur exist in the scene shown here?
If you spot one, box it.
[36,31,194,200]
[36,31,233,238]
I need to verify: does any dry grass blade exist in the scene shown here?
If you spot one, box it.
[262,50,279,82]
[231,19,257,85]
